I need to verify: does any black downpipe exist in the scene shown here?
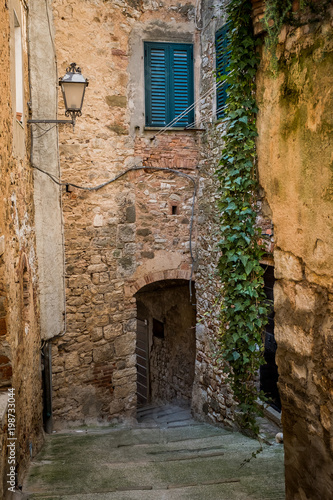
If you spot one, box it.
[42,342,53,433]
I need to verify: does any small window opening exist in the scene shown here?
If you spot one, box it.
[14,11,23,123]
[171,205,179,215]
[153,318,164,339]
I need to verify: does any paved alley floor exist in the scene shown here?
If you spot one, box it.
[23,405,285,500]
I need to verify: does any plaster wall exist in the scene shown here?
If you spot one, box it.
[256,10,333,499]
[28,0,65,340]
[0,0,43,493]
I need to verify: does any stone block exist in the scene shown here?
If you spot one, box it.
[68,275,91,288]
[123,318,136,333]
[93,214,104,227]
[92,315,109,327]
[117,256,136,275]
[99,273,109,283]
[305,267,333,291]
[141,251,154,259]
[137,228,151,236]
[104,323,122,340]
[109,399,126,414]
[274,250,303,281]
[114,333,135,357]
[295,284,317,312]
[124,243,136,256]
[274,281,295,309]
[117,224,135,243]
[196,323,205,341]
[93,343,114,363]
[90,328,103,342]
[113,367,136,382]
[125,205,136,223]
[275,324,313,357]
[91,255,102,265]
[291,362,307,383]
[105,95,127,108]
[114,383,134,399]
[87,264,108,273]
[64,352,80,370]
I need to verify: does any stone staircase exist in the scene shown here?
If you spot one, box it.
[22,405,285,500]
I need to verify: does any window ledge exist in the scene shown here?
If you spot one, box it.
[144,127,205,132]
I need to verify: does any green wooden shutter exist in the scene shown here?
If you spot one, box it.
[145,44,168,127]
[215,25,230,119]
[145,42,194,128]
[170,45,194,127]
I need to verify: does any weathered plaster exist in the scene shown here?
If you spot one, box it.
[257,16,333,500]
[28,0,65,340]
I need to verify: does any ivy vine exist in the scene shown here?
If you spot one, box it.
[215,0,329,436]
[215,0,268,433]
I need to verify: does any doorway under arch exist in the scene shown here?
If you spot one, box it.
[135,279,196,407]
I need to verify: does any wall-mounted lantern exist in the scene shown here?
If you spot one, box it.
[28,63,89,129]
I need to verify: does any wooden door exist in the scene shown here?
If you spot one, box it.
[136,319,150,406]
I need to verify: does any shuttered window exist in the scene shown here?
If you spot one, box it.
[144,42,194,128]
[215,25,230,119]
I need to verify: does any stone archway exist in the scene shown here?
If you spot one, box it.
[134,278,196,407]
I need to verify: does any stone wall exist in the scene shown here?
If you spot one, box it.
[256,6,333,499]
[136,281,196,405]
[192,0,274,427]
[0,0,43,494]
[191,0,238,427]
[49,0,277,430]
[50,0,202,427]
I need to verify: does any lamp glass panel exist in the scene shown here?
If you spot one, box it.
[62,82,86,111]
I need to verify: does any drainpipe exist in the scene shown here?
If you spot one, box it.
[42,342,53,433]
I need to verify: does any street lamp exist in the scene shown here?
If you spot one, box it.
[59,63,89,124]
[28,62,89,128]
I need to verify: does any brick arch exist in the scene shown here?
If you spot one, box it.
[126,269,193,297]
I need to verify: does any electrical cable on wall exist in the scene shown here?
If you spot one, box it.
[32,163,198,300]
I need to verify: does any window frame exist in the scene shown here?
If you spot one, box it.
[144,41,194,129]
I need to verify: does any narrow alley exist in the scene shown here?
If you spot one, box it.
[23,406,284,500]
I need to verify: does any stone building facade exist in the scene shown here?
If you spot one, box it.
[0,0,333,499]
[49,0,229,427]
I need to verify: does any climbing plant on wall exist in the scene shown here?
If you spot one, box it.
[215,0,268,433]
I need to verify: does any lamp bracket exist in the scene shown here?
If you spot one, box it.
[28,119,74,124]
[28,110,79,129]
